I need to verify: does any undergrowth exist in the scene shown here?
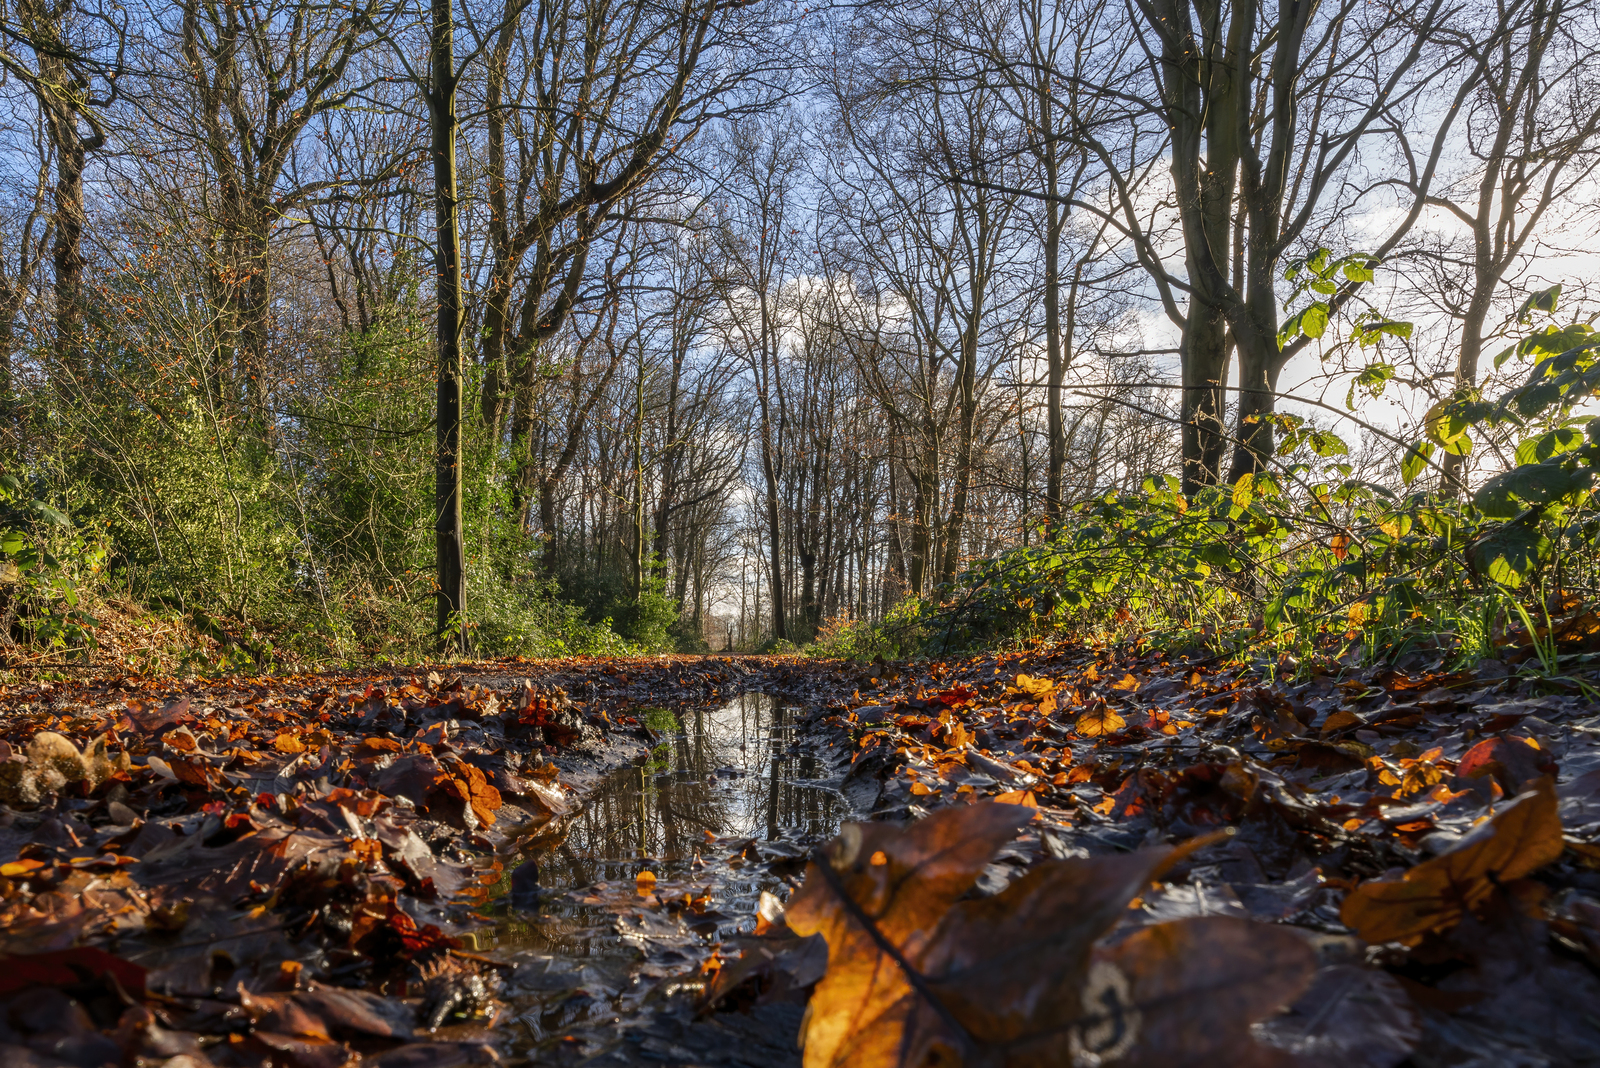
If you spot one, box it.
[812,318,1600,680]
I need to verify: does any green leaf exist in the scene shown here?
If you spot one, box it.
[1516,283,1561,323]
[1401,441,1434,486]
[1342,261,1376,283]
[1305,429,1349,457]
[1424,398,1481,446]
[1347,362,1396,408]
[1351,319,1411,349]
[1473,463,1594,518]
[1514,426,1586,467]
[1515,323,1595,362]
[1301,302,1330,339]
[31,504,70,528]
[1471,522,1549,587]
[1311,279,1337,295]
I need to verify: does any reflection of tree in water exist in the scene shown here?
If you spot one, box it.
[482,692,837,957]
[567,692,836,862]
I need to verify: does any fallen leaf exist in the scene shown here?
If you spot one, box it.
[1076,704,1126,737]
[787,804,1307,1068]
[785,803,1036,1066]
[1341,778,1562,944]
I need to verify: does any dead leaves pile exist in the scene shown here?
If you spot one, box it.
[0,669,611,1067]
[739,643,1600,1067]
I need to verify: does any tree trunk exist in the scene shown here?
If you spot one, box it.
[34,36,99,398]
[1043,159,1065,521]
[429,0,466,653]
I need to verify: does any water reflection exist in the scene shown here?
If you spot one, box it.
[476,691,837,960]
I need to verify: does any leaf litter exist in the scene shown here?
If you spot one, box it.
[0,643,1598,1066]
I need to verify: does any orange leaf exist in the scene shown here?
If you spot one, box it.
[0,859,47,878]
[636,870,658,896]
[272,732,306,754]
[1321,710,1362,733]
[1110,673,1140,692]
[993,789,1039,808]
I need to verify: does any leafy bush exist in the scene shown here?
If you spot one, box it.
[0,474,105,660]
[921,319,1600,673]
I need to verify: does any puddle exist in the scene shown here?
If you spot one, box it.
[464,692,838,1053]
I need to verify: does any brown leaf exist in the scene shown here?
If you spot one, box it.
[785,803,1037,1066]
[1254,964,1420,1068]
[1341,777,1562,945]
[786,804,1303,1068]
[1320,710,1362,734]
[1089,916,1315,1068]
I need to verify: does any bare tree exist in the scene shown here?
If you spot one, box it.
[0,0,123,386]
[1411,0,1600,491]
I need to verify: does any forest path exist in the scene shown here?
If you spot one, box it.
[2,645,1600,1065]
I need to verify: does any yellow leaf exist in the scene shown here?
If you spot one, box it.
[1076,706,1127,737]
[1233,472,1255,509]
[1010,674,1057,700]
